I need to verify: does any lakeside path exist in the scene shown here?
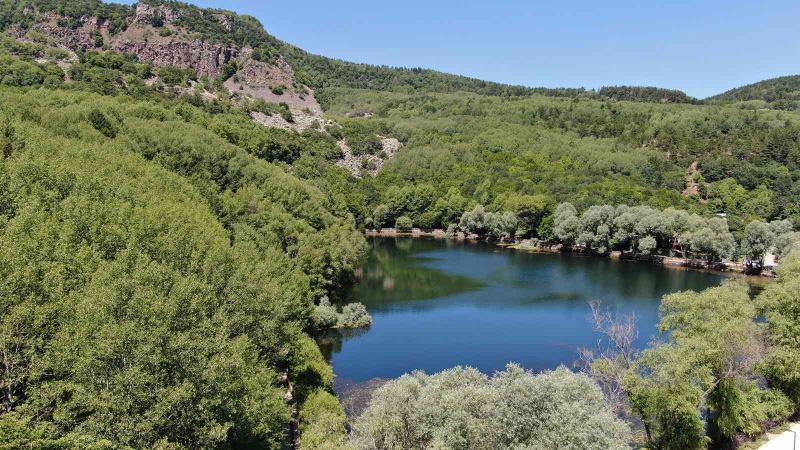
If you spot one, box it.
[760,423,799,450]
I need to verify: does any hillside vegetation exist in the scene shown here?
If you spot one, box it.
[326,88,800,242]
[708,75,800,111]
[598,85,696,104]
[0,85,367,447]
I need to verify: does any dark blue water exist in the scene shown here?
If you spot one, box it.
[322,237,725,383]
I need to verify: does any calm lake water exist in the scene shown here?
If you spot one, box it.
[321,237,726,384]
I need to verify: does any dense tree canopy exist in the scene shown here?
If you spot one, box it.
[323,87,800,240]
[598,85,696,104]
[352,365,631,450]
[0,86,363,448]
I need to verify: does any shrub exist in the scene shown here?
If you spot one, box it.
[88,108,118,138]
[156,66,195,86]
[218,61,238,82]
[252,47,273,62]
[446,223,458,237]
[339,303,372,328]
[314,298,372,329]
[372,204,390,228]
[352,365,631,449]
[313,297,339,328]
[638,235,657,254]
[93,31,104,48]
[298,390,348,450]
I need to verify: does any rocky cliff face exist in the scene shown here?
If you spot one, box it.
[14,4,237,79]
[114,39,235,79]
[110,3,236,78]
[225,55,325,131]
[7,13,101,49]
[133,3,181,26]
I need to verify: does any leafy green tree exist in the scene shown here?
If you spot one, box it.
[638,235,657,254]
[395,215,413,232]
[553,202,580,246]
[770,220,800,258]
[743,221,775,268]
[431,187,468,228]
[503,193,551,238]
[372,204,390,229]
[628,283,791,447]
[298,389,349,450]
[313,297,339,328]
[485,211,518,241]
[684,216,736,261]
[339,303,372,328]
[459,204,489,236]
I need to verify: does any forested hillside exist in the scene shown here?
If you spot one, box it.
[0,84,370,447]
[327,88,800,243]
[0,0,799,448]
[708,75,800,111]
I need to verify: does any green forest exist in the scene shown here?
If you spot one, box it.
[0,0,798,448]
[327,88,800,238]
[0,86,370,448]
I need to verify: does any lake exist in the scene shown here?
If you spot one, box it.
[321,237,726,385]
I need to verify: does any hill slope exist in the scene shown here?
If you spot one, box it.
[707,75,800,110]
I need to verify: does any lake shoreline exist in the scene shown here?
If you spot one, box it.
[365,228,777,281]
[332,235,731,418]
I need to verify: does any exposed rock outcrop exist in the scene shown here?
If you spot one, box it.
[23,14,102,49]
[133,3,181,26]
[228,55,324,131]
[113,39,235,79]
[337,138,402,177]
[15,7,236,79]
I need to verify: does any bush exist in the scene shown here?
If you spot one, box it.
[219,61,238,82]
[340,120,384,156]
[252,47,274,62]
[313,297,339,328]
[339,303,372,328]
[352,365,631,450]
[314,298,372,329]
[155,66,195,86]
[638,235,657,254]
[88,108,118,138]
[93,31,104,48]
[298,390,348,450]
[446,223,458,236]
[395,215,413,232]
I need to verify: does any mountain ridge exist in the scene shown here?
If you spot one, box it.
[5,0,790,104]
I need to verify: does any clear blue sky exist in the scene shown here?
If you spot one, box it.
[116,0,800,98]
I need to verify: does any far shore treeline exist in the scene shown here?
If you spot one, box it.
[372,202,799,271]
